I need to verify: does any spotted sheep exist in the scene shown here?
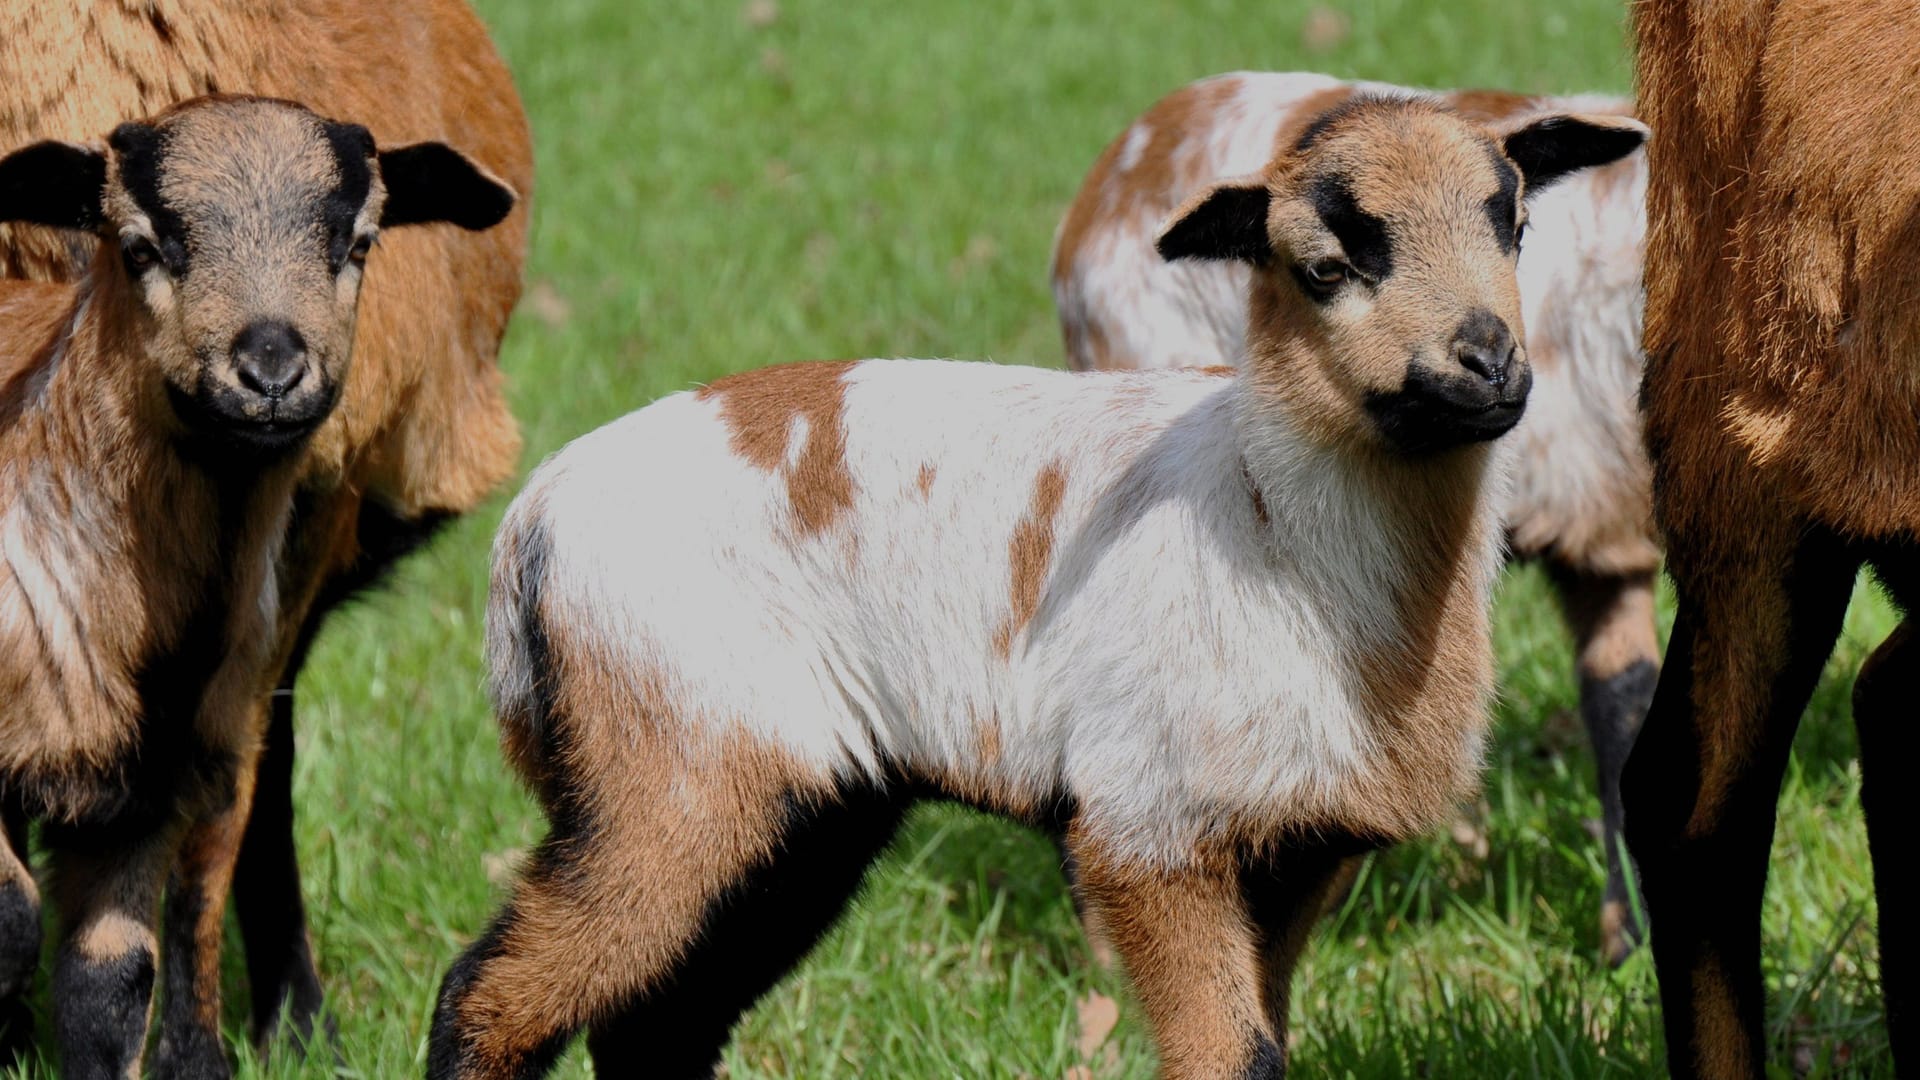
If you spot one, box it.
[0,95,515,1080]
[0,1,533,1050]
[428,97,1644,1079]
[1629,1,1920,1076]
[1052,71,1658,965]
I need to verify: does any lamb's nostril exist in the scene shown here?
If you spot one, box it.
[1450,309,1517,388]
[231,321,309,399]
[1453,341,1511,387]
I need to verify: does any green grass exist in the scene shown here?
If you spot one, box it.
[4,0,1898,1076]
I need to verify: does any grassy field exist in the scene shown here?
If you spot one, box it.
[7,0,1901,1076]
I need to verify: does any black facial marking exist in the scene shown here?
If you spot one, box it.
[1483,145,1521,252]
[1365,360,1531,455]
[107,122,190,275]
[1294,96,1376,153]
[321,121,375,272]
[1304,171,1393,282]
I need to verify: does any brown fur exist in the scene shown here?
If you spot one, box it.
[1067,833,1274,1079]
[1630,2,1920,1071]
[2,3,529,1049]
[915,462,936,498]
[992,462,1069,659]
[698,361,858,536]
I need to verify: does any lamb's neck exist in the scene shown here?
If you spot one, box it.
[1230,378,1508,664]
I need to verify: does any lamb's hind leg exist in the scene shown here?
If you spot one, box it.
[1068,827,1279,1080]
[1549,563,1660,966]
[0,804,40,1064]
[430,734,899,1080]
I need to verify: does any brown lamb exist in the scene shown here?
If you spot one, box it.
[0,0,532,1057]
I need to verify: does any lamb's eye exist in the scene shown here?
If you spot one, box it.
[1299,258,1351,298]
[121,236,162,275]
[347,233,376,266]
[1514,219,1529,253]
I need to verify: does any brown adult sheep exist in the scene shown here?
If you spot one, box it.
[1630,0,1920,1075]
[0,0,532,1056]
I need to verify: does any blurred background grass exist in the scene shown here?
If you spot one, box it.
[11,0,1897,1076]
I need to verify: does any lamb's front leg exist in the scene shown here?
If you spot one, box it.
[152,738,262,1080]
[1068,827,1280,1079]
[43,823,179,1080]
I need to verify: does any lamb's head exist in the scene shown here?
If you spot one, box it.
[1158,96,1644,455]
[0,94,516,453]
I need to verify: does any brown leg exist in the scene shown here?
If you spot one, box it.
[44,827,179,1080]
[1069,830,1278,1080]
[1623,527,1856,1079]
[1851,595,1920,1072]
[429,735,896,1080]
[151,746,260,1080]
[1548,564,1660,965]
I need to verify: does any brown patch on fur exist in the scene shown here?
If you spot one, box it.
[699,361,858,536]
[1196,365,1237,377]
[1068,832,1275,1078]
[1054,76,1276,303]
[916,462,936,499]
[1441,88,1539,124]
[993,463,1069,659]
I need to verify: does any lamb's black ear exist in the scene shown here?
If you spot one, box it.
[377,142,517,230]
[1503,114,1648,197]
[0,140,107,230]
[1155,178,1273,266]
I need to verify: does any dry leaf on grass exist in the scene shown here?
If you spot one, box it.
[1076,991,1119,1059]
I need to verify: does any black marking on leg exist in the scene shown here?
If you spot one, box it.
[52,945,156,1080]
[0,880,40,1002]
[152,877,232,1080]
[1243,1034,1285,1080]
[1580,658,1657,961]
[428,904,569,1080]
[586,784,906,1077]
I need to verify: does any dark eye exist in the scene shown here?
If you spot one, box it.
[1298,258,1351,298]
[1514,219,1529,253]
[121,236,162,275]
[347,233,376,267]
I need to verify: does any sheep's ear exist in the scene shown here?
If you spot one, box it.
[1502,114,1648,197]
[377,142,517,230]
[0,140,107,230]
[1155,177,1273,266]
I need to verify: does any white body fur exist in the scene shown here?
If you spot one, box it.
[493,360,1508,867]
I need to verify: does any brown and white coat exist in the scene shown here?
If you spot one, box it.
[1052,71,1659,962]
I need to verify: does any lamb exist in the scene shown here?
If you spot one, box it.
[428,97,1645,1079]
[0,0,533,1050]
[1052,70,1657,965]
[1628,1,1920,1074]
[0,94,515,1080]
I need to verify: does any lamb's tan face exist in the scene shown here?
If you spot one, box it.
[1158,98,1646,454]
[102,98,386,451]
[1264,104,1529,451]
